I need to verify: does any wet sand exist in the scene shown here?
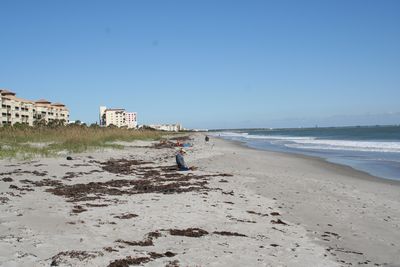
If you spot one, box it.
[0,134,399,266]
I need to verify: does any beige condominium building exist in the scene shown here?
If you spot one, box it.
[0,89,69,127]
[99,106,137,129]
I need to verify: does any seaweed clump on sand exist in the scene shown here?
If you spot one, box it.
[271,219,288,225]
[108,256,151,267]
[101,159,153,175]
[169,228,209,238]
[41,158,230,202]
[108,251,177,267]
[148,251,176,258]
[213,231,247,237]
[45,176,208,202]
[115,231,162,247]
[0,169,47,177]
[20,178,63,187]
[247,210,269,217]
[113,213,138,219]
[50,251,103,266]
[71,205,87,214]
[116,238,154,247]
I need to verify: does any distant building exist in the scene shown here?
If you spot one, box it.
[99,106,137,129]
[125,112,137,129]
[0,89,69,127]
[191,128,209,132]
[68,120,86,125]
[146,123,183,132]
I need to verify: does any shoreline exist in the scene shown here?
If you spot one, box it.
[211,126,400,183]
[218,136,400,187]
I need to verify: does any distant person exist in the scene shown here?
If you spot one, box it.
[205,135,210,142]
[176,140,183,147]
[176,148,192,171]
[182,142,193,147]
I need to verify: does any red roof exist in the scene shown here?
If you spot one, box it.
[35,99,51,104]
[52,102,65,107]
[0,90,16,96]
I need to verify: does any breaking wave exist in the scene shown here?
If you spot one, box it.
[216,132,400,153]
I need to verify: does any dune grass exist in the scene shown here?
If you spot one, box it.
[0,126,166,159]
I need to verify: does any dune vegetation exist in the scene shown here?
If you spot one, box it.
[0,124,165,159]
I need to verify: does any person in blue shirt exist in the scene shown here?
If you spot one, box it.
[176,148,191,171]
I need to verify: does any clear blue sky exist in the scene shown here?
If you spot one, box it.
[1,0,399,129]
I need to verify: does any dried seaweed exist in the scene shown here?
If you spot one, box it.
[103,247,118,253]
[116,238,154,247]
[42,158,223,202]
[0,169,47,177]
[101,159,153,175]
[108,256,151,267]
[113,213,138,219]
[165,260,180,267]
[247,210,269,217]
[72,205,87,213]
[50,250,102,266]
[271,219,288,225]
[213,231,247,237]
[0,197,10,204]
[115,231,162,247]
[169,228,209,237]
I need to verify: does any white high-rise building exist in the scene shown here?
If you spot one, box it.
[125,112,137,129]
[99,106,137,129]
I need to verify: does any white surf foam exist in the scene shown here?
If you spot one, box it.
[285,139,400,153]
[215,132,314,141]
[216,132,400,153]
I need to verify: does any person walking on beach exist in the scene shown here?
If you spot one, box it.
[176,148,192,171]
[205,135,210,142]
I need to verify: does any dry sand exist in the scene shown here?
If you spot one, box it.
[0,134,399,266]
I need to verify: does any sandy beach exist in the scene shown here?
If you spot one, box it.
[1,134,399,267]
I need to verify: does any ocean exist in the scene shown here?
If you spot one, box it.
[215,126,400,181]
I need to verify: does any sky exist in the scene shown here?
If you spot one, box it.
[1,0,399,129]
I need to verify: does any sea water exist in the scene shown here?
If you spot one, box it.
[215,126,400,181]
